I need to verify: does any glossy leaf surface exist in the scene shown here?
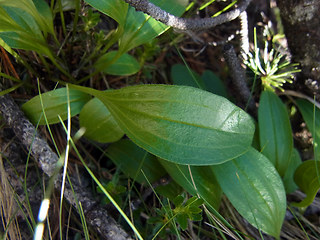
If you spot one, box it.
[212,148,286,238]
[94,51,140,76]
[79,98,124,143]
[159,158,222,210]
[296,99,320,161]
[70,84,255,165]
[293,160,320,207]
[22,88,91,125]
[258,90,293,177]
[106,139,166,184]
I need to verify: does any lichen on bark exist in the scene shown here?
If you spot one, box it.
[277,0,320,95]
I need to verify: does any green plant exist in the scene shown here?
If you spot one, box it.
[148,195,203,238]
[244,29,300,92]
[2,0,320,239]
[20,43,316,240]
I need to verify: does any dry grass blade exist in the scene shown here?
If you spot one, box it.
[0,155,22,240]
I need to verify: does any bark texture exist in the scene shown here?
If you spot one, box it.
[277,0,320,96]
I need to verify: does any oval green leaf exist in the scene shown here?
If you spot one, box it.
[94,51,140,76]
[201,70,229,98]
[69,84,255,165]
[296,99,320,161]
[158,158,222,210]
[79,98,124,143]
[211,148,286,238]
[293,160,320,207]
[22,88,91,125]
[106,139,166,184]
[171,64,205,89]
[258,90,293,177]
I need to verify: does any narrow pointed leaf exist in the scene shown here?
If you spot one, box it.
[159,158,222,210]
[0,31,50,55]
[106,139,166,184]
[0,2,52,55]
[2,6,42,37]
[212,148,286,238]
[258,90,293,177]
[296,99,320,161]
[22,88,91,125]
[79,98,124,143]
[283,148,302,193]
[69,84,255,165]
[293,160,320,207]
[0,0,54,36]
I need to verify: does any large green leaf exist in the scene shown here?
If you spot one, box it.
[293,160,320,207]
[296,99,320,161]
[22,88,91,125]
[0,8,21,32]
[212,148,286,238]
[106,139,166,184]
[258,90,293,177]
[283,148,302,193]
[2,6,41,37]
[69,84,255,165]
[159,159,222,210]
[94,50,140,76]
[0,0,54,36]
[0,1,53,55]
[84,0,128,27]
[79,98,124,143]
[0,31,50,56]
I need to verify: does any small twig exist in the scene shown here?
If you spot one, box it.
[223,44,256,115]
[0,94,132,240]
[124,0,252,30]
[280,90,320,109]
[239,11,249,61]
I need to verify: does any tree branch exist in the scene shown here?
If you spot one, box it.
[0,94,132,240]
[223,44,256,116]
[124,0,252,30]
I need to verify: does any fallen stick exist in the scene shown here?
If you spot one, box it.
[0,93,132,240]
